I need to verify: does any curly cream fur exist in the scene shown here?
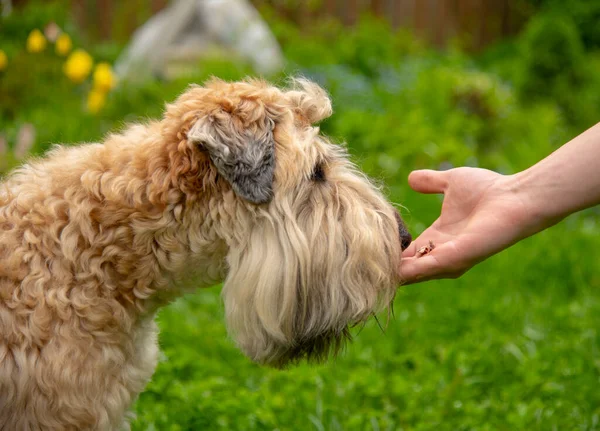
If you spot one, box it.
[0,78,404,430]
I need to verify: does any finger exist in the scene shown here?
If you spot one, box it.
[402,241,417,258]
[408,170,450,194]
[398,255,444,285]
[399,255,440,284]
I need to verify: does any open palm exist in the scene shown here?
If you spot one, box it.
[400,168,533,284]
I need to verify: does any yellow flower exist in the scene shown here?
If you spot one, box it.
[0,50,7,71]
[55,33,72,56]
[63,49,93,83]
[26,29,47,53]
[87,88,107,114]
[93,62,116,92]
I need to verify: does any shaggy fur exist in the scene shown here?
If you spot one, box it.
[0,78,409,430]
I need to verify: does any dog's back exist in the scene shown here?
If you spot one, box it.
[0,139,159,430]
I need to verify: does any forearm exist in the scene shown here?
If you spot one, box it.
[515,122,600,232]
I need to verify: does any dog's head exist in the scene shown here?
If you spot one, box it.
[161,78,410,367]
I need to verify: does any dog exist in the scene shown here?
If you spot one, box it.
[0,78,411,430]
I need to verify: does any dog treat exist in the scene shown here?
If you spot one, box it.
[417,240,436,257]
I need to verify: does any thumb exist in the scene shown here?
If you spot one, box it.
[408,169,449,194]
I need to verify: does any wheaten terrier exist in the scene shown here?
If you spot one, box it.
[0,78,411,430]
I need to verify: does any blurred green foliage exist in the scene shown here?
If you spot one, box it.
[2,1,600,430]
[525,0,600,50]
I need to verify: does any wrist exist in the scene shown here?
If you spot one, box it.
[510,169,565,237]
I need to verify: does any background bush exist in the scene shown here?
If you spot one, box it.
[2,1,600,429]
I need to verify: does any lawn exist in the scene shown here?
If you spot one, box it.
[2,2,600,430]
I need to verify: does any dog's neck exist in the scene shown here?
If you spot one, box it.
[77,121,231,315]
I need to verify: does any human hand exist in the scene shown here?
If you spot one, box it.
[400,168,536,284]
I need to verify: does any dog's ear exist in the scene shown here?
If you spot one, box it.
[187,112,275,204]
[287,78,333,124]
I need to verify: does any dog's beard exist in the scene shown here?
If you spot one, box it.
[221,172,401,367]
[268,327,352,368]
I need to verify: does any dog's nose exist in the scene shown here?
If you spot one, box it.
[394,211,412,251]
[400,229,412,251]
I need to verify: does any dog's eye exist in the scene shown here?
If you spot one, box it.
[311,163,326,182]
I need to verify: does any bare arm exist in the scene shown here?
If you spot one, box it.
[518,122,600,225]
[400,122,600,284]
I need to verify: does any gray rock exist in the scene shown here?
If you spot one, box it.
[115,0,284,82]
